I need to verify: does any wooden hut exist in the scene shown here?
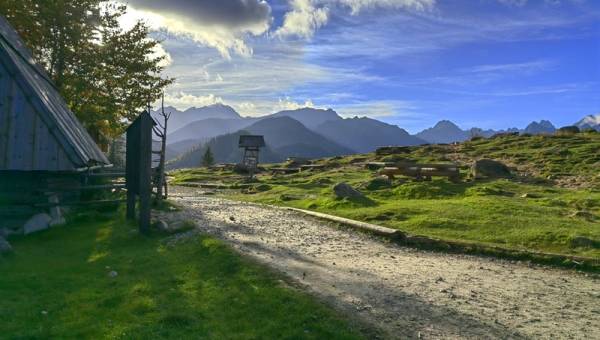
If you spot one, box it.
[0,15,110,234]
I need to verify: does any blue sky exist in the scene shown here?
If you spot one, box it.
[119,0,600,133]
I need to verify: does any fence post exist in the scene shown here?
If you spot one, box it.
[138,112,153,234]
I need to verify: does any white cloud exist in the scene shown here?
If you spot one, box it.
[275,0,330,39]
[415,60,556,87]
[161,92,224,110]
[276,97,317,110]
[149,42,172,67]
[497,0,528,6]
[337,0,436,15]
[228,98,317,116]
[117,1,271,58]
[276,0,435,38]
[336,100,419,118]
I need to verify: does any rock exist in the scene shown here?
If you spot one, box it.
[154,219,169,232]
[570,236,595,248]
[108,270,118,278]
[333,183,364,199]
[0,236,12,254]
[471,159,512,179]
[23,213,52,235]
[365,176,392,190]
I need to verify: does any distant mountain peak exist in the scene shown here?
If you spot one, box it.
[272,107,342,129]
[433,120,462,130]
[575,113,600,131]
[416,120,470,144]
[183,103,240,117]
[524,120,556,134]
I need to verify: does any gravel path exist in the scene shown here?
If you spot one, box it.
[168,187,599,339]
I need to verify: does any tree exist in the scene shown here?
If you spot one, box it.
[0,1,173,146]
[154,93,171,200]
[202,147,215,168]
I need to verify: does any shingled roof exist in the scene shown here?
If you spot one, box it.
[0,15,109,171]
[238,135,265,148]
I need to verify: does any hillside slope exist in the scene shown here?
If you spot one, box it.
[167,117,353,169]
[166,130,283,169]
[154,104,243,132]
[315,117,426,153]
[171,131,600,260]
[167,118,255,144]
[445,132,600,188]
[271,108,342,129]
[246,116,353,157]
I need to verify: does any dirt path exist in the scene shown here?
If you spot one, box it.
[167,186,599,339]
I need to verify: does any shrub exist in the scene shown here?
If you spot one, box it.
[556,126,580,135]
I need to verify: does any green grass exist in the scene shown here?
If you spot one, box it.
[170,133,600,260]
[0,211,363,339]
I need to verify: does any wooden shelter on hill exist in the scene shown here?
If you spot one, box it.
[0,15,111,233]
[238,135,265,177]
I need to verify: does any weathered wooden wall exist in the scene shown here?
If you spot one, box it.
[0,171,81,232]
[0,58,75,171]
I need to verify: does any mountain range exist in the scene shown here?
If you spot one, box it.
[575,114,600,132]
[166,117,353,169]
[153,104,242,133]
[154,105,599,169]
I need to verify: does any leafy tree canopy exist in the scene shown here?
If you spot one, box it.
[0,0,173,145]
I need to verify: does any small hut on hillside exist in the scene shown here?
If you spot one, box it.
[238,135,265,174]
[0,15,110,234]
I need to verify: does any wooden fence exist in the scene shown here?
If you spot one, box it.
[1,110,163,235]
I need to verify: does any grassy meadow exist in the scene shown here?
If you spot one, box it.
[170,132,600,260]
[0,210,363,339]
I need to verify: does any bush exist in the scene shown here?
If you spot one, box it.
[556,126,580,135]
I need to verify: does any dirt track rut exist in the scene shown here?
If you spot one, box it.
[168,187,599,339]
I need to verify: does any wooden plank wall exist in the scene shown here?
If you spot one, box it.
[0,55,74,171]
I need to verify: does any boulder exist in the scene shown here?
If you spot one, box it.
[365,176,392,190]
[471,159,512,179]
[333,183,364,199]
[23,213,52,235]
[0,236,12,254]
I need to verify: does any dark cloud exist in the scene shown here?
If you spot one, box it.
[125,0,272,28]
